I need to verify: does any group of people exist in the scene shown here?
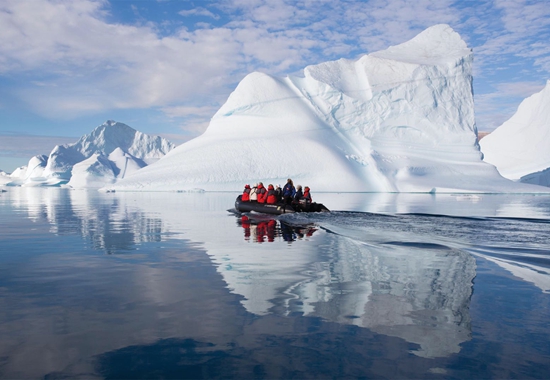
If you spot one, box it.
[241,179,312,205]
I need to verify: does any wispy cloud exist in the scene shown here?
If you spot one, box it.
[475,80,546,130]
[0,133,76,158]
[178,7,220,20]
[0,0,549,136]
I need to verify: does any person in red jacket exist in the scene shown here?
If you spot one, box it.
[266,184,277,204]
[241,184,251,201]
[257,182,267,203]
[303,186,312,204]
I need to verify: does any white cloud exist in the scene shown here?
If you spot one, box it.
[0,133,76,158]
[475,81,546,131]
[178,7,220,20]
[470,0,550,74]
[161,105,218,119]
[0,0,549,137]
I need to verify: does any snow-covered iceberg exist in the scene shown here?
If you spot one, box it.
[0,170,10,186]
[113,24,545,193]
[6,121,175,188]
[480,80,550,187]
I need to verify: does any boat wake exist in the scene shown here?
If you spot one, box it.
[278,210,550,293]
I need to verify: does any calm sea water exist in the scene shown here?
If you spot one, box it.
[0,188,549,379]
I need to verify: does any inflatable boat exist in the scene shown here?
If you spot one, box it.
[235,195,329,215]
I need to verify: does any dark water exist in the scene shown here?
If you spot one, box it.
[0,188,549,379]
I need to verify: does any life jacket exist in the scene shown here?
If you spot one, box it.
[242,185,251,201]
[257,184,267,203]
[266,185,277,204]
[303,187,312,202]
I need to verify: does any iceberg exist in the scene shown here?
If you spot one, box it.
[480,80,550,187]
[112,24,547,193]
[6,155,49,186]
[6,121,175,188]
[67,148,148,189]
[0,169,11,186]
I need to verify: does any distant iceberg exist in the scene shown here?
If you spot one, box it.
[0,169,10,186]
[5,121,175,188]
[480,80,550,187]
[113,24,547,193]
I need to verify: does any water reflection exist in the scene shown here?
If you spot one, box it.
[313,192,550,219]
[1,189,549,378]
[224,213,476,358]
[6,188,165,253]
[237,215,317,243]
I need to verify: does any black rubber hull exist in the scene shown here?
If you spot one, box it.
[235,196,329,215]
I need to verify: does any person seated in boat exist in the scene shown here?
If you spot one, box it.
[303,186,312,204]
[241,184,251,201]
[293,185,303,203]
[249,183,258,202]
[282,179,295,204]
[275,184,283,202]
[257,182,267,203]
[266,184,277,204]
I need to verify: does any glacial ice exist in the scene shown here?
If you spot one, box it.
[112,24,547,193]
[480,80,550,187]
[5,121,175,188]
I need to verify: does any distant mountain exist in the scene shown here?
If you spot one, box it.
[480,81,550,187]
[7,121,175,188]
[113,24,546,193]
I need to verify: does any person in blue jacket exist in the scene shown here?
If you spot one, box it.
[282,178,295,204]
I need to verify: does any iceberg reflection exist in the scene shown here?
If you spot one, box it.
[215,213,476,358]
[7,189,549,361]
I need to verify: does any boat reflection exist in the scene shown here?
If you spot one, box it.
[237,215,317,243]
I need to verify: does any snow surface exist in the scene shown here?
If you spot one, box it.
[0,170,10,186]
[480,80,550,186]
[112,24,548,193]
[5,121,175,188]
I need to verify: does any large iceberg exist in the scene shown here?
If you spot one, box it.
[113,24,545,193]
[6,121,175,188]
[480,80,550,187]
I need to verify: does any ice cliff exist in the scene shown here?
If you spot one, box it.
[7,121,175,188]
[111,24,545,193]
[480,80,550,187]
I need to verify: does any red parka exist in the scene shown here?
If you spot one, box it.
[303,187,312,203]
[257,183,267,203]
[266,184,277,204]
[242,184,251,201]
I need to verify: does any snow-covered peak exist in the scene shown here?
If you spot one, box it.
[7,121,175,187]
[372,24,471,65]
[71,120,175,160]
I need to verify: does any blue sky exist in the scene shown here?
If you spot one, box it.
[1,0,549,172]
